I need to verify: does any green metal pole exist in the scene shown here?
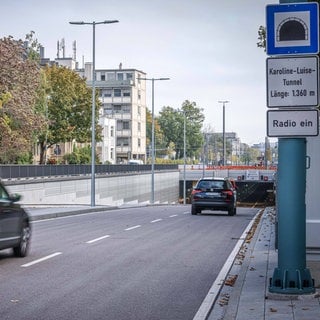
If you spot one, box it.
[270,139,314,293]
[269,0,315,294]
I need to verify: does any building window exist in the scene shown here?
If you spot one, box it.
[138,90,141,100]
[101,74,105,81]
[113,105,122,113]
[114,89,121,97]
[117,137,129,146]
[107,72,115,80]
[110,148,114,160]
[122,105,130,113]
[104,90,112,97]
[126,73,133,80]
[123,121,130,130]
[123,91,131,97]
[117,73,124,81]
[138,138,141,147]
[110,126,114,137]
[138,122,141,131]
[138,105,141,115]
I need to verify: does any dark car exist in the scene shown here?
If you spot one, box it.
[0,182,31,257]
[191,177,237,216]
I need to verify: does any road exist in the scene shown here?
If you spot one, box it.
[0,205,259,320]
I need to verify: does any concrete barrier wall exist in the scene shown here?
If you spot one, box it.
[4,171,179,206]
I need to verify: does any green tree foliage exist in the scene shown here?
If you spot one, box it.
[157,100,205,159]
[25,31,41,62]
[0,36,43,163]
[63,145,92,164]
[257,26,266,51]
[146,108,168,160]
[37,65,101,164]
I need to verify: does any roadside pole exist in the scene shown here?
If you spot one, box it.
[266,0,318,294]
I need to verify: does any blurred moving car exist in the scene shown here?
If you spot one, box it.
[191,177,237,216]
[0,182,31,257]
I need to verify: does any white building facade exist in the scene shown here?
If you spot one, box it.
[78,63,147,164]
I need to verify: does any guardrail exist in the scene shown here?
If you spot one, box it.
[0,164,178,180]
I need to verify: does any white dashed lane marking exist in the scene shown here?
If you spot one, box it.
[21,252,62,268]
[125,225,141,231]
[150,219,163,223]
[86,235,110,244]
[22,213,186,268]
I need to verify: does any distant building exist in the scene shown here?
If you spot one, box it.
[77,63,147,163]
[39,42,147,164]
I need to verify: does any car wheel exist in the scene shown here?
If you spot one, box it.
[191,205,198,215]
[228,207,235,216]
[233,207,237,215]
[13,223,31,257]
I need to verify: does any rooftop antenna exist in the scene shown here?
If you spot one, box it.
[57,40,60,58]
[72,40,77,61]
[60,38,65,58]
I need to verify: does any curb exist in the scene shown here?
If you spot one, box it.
[193,209,265,320]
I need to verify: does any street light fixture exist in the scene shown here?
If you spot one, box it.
[218,100,229,166]
[140,77,170,204]
[69,19,119,207]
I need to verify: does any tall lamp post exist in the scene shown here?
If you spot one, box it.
[140,77,170,204]
[218,100,229,166]
[183,111,186,205]
[69,20,119,207]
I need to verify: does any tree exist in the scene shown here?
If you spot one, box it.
[0,36,43,163]
[146,108,168,160]
[181,100,205,159]
[257,26,266,51]
[157,100,205,160]
[37,65,101,164]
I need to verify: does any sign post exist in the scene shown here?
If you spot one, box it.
[267,1,317,294]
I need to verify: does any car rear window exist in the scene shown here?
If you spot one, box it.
[197,180,225,189]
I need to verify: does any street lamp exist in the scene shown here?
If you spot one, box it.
[218,100,229,166]
[183,111,186,205]
[69,19,119,207]
[140,77,170,204]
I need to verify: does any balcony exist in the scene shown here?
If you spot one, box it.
[90,79,133,88]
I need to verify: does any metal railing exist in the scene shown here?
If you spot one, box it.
[0,164,178,180]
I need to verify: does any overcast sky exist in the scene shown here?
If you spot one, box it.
[1,0,278,145]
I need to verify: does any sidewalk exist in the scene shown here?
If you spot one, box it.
[25,205,116,221]
[208,207,320,320]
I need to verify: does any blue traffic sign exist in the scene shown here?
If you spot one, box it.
[266,2,319,55]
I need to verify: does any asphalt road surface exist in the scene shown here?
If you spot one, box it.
[0,205,258,320]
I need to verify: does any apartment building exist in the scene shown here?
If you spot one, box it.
[77,63,147,164]
[38,39,147,164]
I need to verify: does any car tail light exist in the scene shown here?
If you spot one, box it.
[222,190,233,201]
[191,188,202,196]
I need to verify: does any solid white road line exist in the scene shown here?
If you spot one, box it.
[193,210,262,320]
[150,219,163,223]
[125,225,141,231]
[86,235,110,244]
[169,214,178,218]
[21,252,63,268]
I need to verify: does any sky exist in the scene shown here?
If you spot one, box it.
[1,0,279,145]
